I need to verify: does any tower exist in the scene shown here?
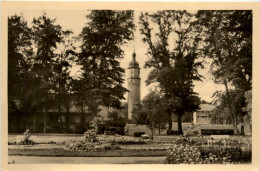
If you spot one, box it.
[127,51,141,121]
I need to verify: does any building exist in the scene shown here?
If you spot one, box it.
[127,51,141,121]
[193,104,215,124]
[8,99,110,133]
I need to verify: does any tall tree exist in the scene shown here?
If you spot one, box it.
[139,11,202,134]
[195,11,252,134]
[8,15,41,132]
[32,13,63,133]
[77,10,135,118]
[8,15,32,111]
[53,30,77,132]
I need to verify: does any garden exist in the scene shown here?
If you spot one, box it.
[8,128,251,164]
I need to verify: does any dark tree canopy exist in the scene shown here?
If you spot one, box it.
[77,10,135,117]
[195,10,252,134]
[139,10,202,134]
[8,15,32,106]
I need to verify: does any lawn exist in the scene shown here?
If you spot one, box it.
[8,148,167,157]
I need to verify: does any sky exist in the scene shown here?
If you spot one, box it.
[9,9,225,102]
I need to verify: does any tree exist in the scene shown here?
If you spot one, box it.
[139,11,202,134]
[77,10,135,117]
[32,13,63,133]
[8,15,42,131]
[195,11,252,134]
[133,90,169,136]
[8,15,32,110]
[53,30,77,132]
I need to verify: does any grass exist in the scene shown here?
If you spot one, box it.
[8,148,167,157]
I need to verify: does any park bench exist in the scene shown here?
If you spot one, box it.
[207,135,230,147]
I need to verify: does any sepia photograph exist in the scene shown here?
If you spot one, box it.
[1,1,260,170]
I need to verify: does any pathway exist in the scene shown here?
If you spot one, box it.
[8,156,165,164]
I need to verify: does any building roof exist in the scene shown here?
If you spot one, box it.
[199,104,215,112]
[128,52,139,68]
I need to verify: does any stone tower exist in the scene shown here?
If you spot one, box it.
[127,51,141,121]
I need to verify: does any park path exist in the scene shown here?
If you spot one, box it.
[8,156,165,164]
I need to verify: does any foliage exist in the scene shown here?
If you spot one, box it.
[8,13,78,133]
[97,135,151,145]
[52,30,77,132]
[108,110,127,123]
[64,129,118,152]
[165,142,251,164]
[165,144,202,164]
[195,10,252,134]
[64,129,150,152]
[8,15,33,105]
[132,90,169,133]
[31,13,64,133]
[64,139,115,152]
[17,129,36,145]
[243,89,252,124]
[139,11,202,134]
[84,129,98,143]
[76,10,135,119]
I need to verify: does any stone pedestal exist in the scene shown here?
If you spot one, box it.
[124,124,152,137]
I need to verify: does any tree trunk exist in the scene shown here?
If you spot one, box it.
[153,121,155,136]
[151,121,154,140]
[233,114,239,135]
[58,106,63,133]
[177,112,183,134]
[33,112,36,132]
[80,104,85,133]
[44,108,47,133]
[168,112,172,131]
[224,80,239,135]
[65,108,70,132]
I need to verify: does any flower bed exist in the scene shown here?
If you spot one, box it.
[97,135,151,145]
[64,139,118,152]
[165,142,251,164]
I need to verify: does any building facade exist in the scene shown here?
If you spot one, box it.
[8,100,109,133]
[127,51,141,121]
[193,104,215,124]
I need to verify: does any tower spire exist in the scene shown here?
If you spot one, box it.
[132,46,136,60]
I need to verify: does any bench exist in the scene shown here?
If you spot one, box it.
[207,135,230,146]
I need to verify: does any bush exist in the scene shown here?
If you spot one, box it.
[17,129,36,145]
[167,130,179,135]
[64,130,120,152]
[83,129,98,143]
[201,129,234,135]
[165,143,251,164]
[175,136,195,145]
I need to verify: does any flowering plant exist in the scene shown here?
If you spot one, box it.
[17,129,36,145]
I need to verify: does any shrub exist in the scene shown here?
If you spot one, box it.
[175,136,195,145]
[165,143,251,164]
[17,129,36,145]
[64,130,120,152]
[201,129,234,135]
[83,129,98,143]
